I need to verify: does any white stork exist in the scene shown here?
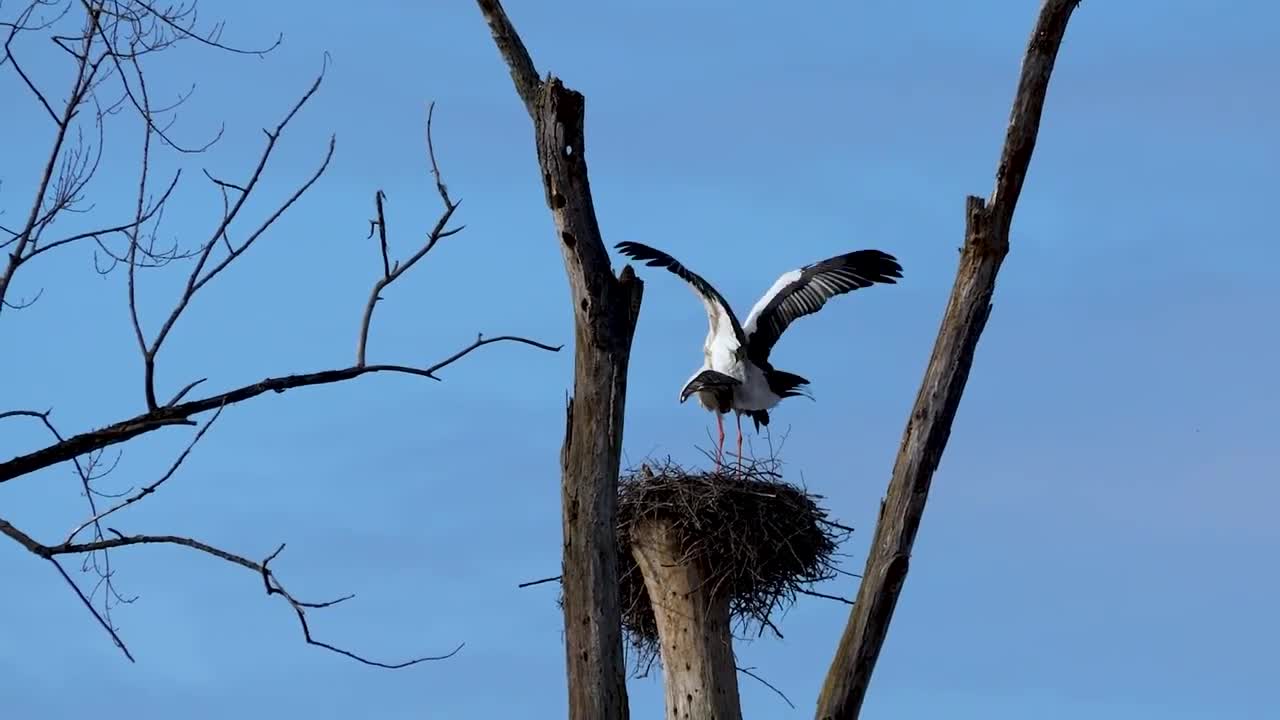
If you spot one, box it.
[615,240,902,466]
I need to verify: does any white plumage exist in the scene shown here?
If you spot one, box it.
[616,241,903,465]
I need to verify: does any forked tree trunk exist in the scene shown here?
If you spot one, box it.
[631,519,743,720]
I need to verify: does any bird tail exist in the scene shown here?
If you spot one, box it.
[767,368,813,400]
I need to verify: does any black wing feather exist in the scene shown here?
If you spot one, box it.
[746,249,902,364]
[614,241,748,349]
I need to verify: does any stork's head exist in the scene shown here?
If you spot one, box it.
[680,369,737,412]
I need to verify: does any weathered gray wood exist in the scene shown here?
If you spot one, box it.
[815,2,1082,718]
[631,519,743,720]
[475,2,640,719]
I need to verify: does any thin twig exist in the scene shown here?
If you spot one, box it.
[48,556,135,662]
[356,104,463,366]
[65,403,226,543]
[257,544,464,669]
[518,575,561,589]
[145,66,329,376]
[0,409,51,423]
[0,6,99,313]
[126,56,156,407]
[23,171,181,262]
[426,101,452,206]
[2,3,60,123]
[372,190,391,279]
[737,665,795,710]
[165,378,207,407]
[128,0,283,56]
[797,587,854,605]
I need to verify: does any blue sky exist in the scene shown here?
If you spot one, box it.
[2,1,1276,717]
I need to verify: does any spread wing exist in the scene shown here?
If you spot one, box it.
[743,249,902,364]
[615,241,748,352]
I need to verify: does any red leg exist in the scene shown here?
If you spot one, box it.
[736,413,744,470]
[716,412,725,467]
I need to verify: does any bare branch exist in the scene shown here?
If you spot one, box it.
[48,555,136,662]
[145,66,326,353]
[0,286,44,309]
[421,333,555,380]
[21,170,182,262]
[2,397,133,627]
[0,2,230,305]
[796,587,853,606]
[2,2,60,122]
[371,189,391,279]
[190,133,334,295]
[141,68,331,409]
[66,402,226,543]
[737,666,795,710]
[473,0,540,116]
[256,544,465,669]
[127,60,157,406]
[88,16,226,154]
[0,334,561,484]
[425,101,452,207]
[0,516,462,667]
[357,104,463,366]
[0,4,101,313]
[128,0,283,56]
[201,168,246,194]
[816,3,1082,718]
[0,408,52,423]
[164,377,206,407]
[517,574,561,589]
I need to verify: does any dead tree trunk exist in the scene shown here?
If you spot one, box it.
[474,2,641,719]
[631,519,743,720]
[815,2,1082,718]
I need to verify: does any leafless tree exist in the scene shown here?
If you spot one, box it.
[472,0,1082,718]
[0,0,558,666]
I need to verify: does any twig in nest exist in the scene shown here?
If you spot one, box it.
[737,665,795,709]
[518,575,561,589]
[797,587,855,605]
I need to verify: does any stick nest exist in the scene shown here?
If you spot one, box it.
[616,456,850,669]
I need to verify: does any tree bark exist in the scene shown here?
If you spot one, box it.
[815,2,1082,718]
[474,2,641,719]
[631,519,742,720]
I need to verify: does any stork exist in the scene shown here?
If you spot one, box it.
[615,240,902,466]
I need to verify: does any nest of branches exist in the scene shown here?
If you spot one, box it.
[615,456,850,667]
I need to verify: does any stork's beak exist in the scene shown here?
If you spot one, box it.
[679,381,698,404]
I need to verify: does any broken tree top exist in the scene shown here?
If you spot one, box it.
[615,457,850,666]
